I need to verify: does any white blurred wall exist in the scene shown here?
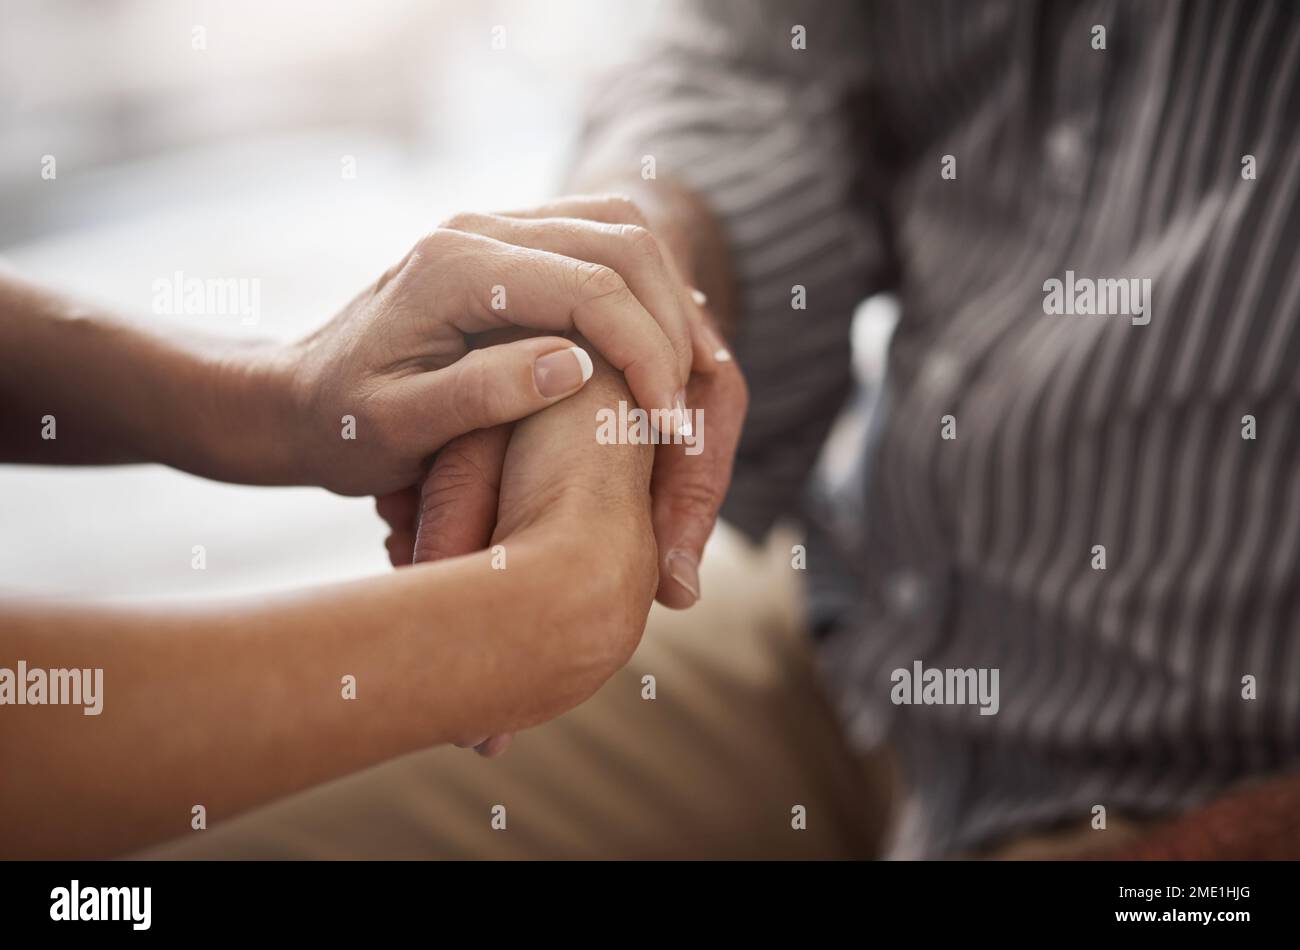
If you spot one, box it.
[0,0,660,600]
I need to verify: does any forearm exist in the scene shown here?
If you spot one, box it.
[0,346,655,859]
[0,273,297,482]
[0,523,617,858]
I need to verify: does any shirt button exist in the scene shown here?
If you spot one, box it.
[921,351,962,394]
[1046,121,1086,183]
[885,571,928,618]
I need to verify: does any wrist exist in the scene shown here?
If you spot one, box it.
[483,515,656,727]
[197,339,306,485]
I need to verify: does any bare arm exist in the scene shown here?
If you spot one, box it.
[0,353,654,859]
[0,273,295,479]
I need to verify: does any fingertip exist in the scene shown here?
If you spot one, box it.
[475,734,514,757]
[664,549,701,606]
[689,314,731,376]
[656,583,700,610]
[570,345,594,383]
[534,345,593,398]
[674,390,693,439]
[384,533,414,567]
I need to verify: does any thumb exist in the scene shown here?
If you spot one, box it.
[391,336,594,454]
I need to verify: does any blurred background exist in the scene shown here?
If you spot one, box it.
[0,0,660,600]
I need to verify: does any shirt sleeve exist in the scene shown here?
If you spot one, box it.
[570,0,890,540]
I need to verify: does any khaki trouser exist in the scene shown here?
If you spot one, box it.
[140,525,1144,861]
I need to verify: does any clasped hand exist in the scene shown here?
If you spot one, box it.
[289,195,748,752]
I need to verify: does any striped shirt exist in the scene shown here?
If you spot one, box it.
[574,0,1300,857]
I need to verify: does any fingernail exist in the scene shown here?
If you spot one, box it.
[476,734,514,757]
[697,319,730,366]
[534,346,593,397]
[690,287,708,306]
[674,390,692,437]
[666,550,700,601]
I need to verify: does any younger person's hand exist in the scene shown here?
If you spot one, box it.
[393,341,657,754]
[285,207,697,497]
